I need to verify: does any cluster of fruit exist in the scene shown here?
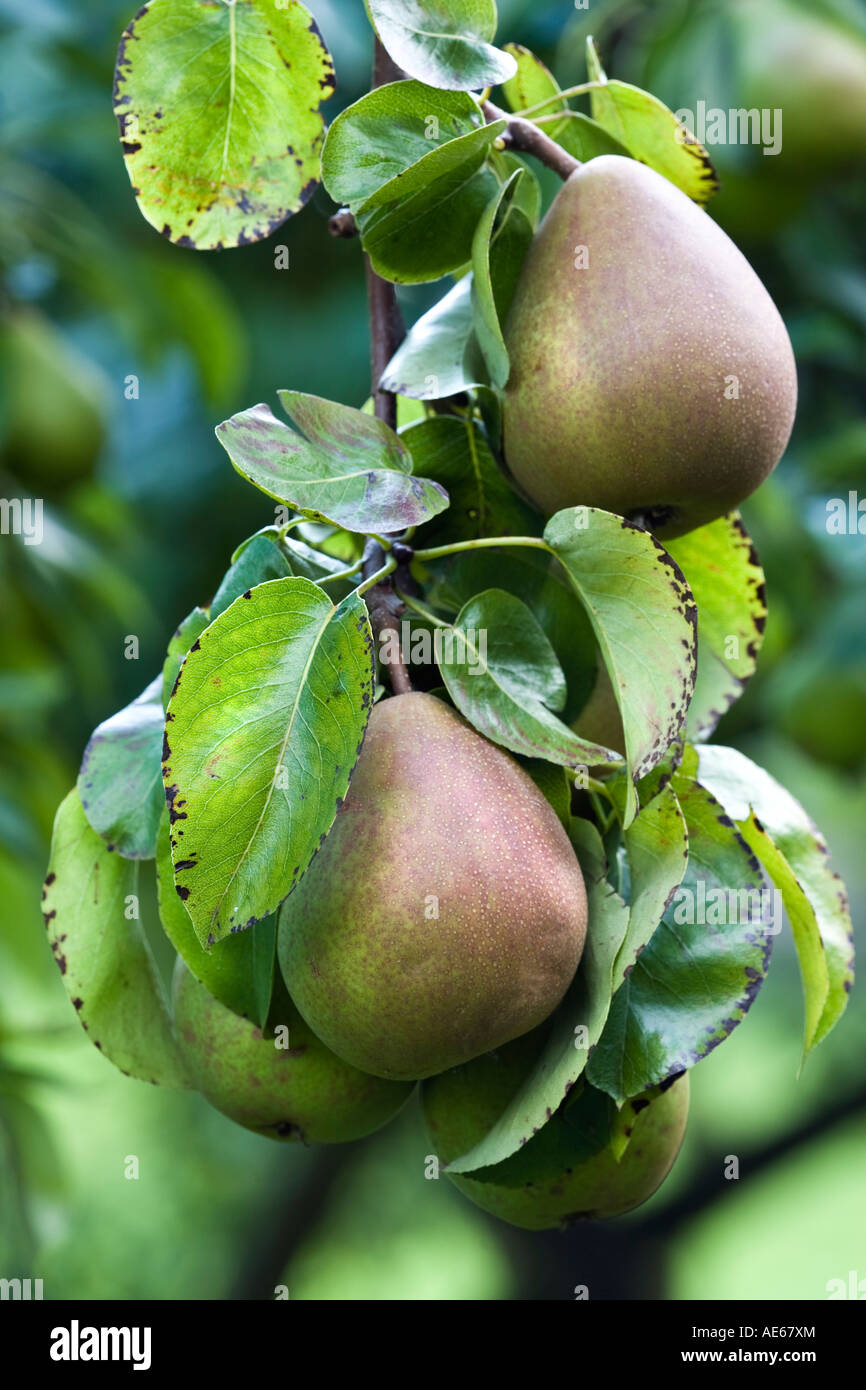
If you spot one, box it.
[172,146,801,1229]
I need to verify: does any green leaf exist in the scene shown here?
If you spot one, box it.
[77,676,164,860]
[613,782,689,988]
[42,791,190,1087]
[438,588,622,768]
[365,0,516,91]
[471,170,533,389]
[162,607,210,708]
[667,514,767,742]
[518,759,571,832]
[380,276,485,399]
[162,578,374,945]
[585,37,718,205]
[155,811,275,1026]
[587,776,771,1102]
[427,546,597,724]
[401,415,535,542]
[696,744,854,1054]
[217,391,449,533]
[231,528,357,590]
[446,817,628,1174]
[502,43,628,161]
[357,123,507,283]
[210,532,294,622]
[113,0,335,249]
[498,152,541,228]
[545,509,698,826]
[322,81,485,209]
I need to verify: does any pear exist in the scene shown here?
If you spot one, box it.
[735,0,866,172]
[0,309,108,486]
[423,1031,690,1229]
[278,692,587,1081]
[172,960,413,1143]
[503,155,797,539]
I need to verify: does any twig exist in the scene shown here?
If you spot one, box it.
[483,99,580,180]
[328,208,358,238]
[365,259,404,430]
[362,540,412,694]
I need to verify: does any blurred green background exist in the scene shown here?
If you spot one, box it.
[1,0,864,1300]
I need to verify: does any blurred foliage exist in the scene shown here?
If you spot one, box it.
[0,0,863,1299]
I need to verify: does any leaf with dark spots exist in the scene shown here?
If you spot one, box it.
[162,577,374,945]
[668,513,767,741]
[43,790,191,1087]
[113,0,334,250]
[587,776,771,1103]
[697,744,854,1056]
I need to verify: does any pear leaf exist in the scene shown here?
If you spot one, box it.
[42,791,190,1087]
[613,782,690,988]
[210,533,295,623]
[667,514,767,741]
[587,775,772,1102]
[380,277,485,399]
[322,82,486,209]
[163,608,210,708]
[437,589,622,768]
[365,0,516,91]
[545,508,698,827]
[471,169,533,389]
[155,812,275,1026]
[426,546,598,724]
[162,578,375,945]
[114,0,334,249]
[357,122,507,283]
[402,415,536,542]
[217,391,449,534]
[503,42,628,161]
[77,676,164,859]
[585,38,718,204]
[696,744,854,1054]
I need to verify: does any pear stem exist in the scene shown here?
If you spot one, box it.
[512,81,605,120]
[413,535,552,563]
[482,101,580,180]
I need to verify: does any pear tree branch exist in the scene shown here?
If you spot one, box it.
[359,36,412,698]
[482,100,580,180]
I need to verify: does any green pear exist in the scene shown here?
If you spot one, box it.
[735,0,866,172]
[503,155,797,539]
[278,692,587,1081]
[423,1031,690,1229]
[0,309,108,486]
[172,960,413,1143]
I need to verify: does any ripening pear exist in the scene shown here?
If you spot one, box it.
[0,309,108,486]
[503,156,797,539]
[423,1031,690,1229]
[735,0,866,172]
[278,692,587,1081]
[172,960,413,1143]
